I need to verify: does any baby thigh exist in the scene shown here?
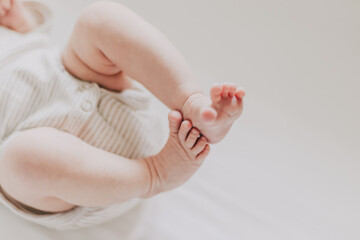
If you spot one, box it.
[0,130,77,214]
[0,126,150,214]
[61,5,132,92]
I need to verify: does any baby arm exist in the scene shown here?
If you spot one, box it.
[0,112,209,212]
[0,0,40,33]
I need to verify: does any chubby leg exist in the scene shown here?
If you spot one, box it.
[61,1,198,96]
[0,112,209,213]
[62,1,245,143]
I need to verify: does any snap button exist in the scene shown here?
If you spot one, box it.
[81,100,93,112]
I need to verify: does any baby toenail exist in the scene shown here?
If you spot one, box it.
[182,122,190,129]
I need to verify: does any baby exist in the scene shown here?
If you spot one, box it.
[0,0,245,229]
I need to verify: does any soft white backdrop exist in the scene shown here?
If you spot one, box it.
[0,0,359,239]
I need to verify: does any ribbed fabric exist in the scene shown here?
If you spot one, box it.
[0,2,165,230]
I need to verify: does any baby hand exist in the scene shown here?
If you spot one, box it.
[0,0,12,17]
[0,0,37,33]
[143,111,210,197]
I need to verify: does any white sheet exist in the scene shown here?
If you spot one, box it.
[1,0,359,239]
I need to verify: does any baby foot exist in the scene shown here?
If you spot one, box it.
[0,0,38,33]
[143,111,210,197]
[181,83,245,144]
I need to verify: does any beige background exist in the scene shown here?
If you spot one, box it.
[0,0,359,239]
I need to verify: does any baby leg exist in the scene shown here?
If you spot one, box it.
[62,1,199,97]
[0,113,209,213]
[0,127,154,213]
[62,1,245,143]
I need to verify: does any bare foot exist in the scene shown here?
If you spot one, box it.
[143,111,210,197]
[0,0,38,33]
[181,83,245,144]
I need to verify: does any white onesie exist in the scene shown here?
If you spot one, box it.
[0,2,165,230]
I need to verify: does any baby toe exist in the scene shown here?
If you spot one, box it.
[192,136,207,155]
[222,84,230,98]
[228,84,237,98]
[235,87,246,99]
[168,111,183,135]
[196,144,210,162]
[210,83,223,103]
[185,128,200,149]
[178,120,192,142]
